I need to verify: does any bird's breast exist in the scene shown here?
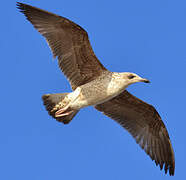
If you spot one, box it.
[74,73,128,108]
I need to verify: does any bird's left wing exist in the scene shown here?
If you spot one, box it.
[17,2,107,90]
[95,90,175,175]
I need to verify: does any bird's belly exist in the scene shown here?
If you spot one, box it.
[71,85,125,109]
[69,74,128,109]
[81,92,112,106]
[71,93,110,109]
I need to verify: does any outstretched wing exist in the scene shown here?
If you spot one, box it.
[95,90,175,175]
[17,2,107,90]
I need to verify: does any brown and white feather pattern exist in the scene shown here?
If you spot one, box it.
[95,90,175,175]
[17,2,175,176]
[17,2,106,90]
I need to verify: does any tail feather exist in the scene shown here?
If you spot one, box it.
[42,93,79,124]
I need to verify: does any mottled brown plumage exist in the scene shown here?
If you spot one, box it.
[95,91,175,174]
[17,2,175,175]
[17,2,106,90]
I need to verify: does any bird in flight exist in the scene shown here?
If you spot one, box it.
[17,2,175,175]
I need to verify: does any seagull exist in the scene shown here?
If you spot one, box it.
[17,2,175,175]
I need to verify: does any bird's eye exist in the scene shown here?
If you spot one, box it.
[128,75,135,79]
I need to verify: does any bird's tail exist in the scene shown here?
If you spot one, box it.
[42,93,79,124]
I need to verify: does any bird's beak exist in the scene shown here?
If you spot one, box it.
[141,78,150,83]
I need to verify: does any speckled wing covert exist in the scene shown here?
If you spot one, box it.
[17,2,106,90]
[95,90,175,175]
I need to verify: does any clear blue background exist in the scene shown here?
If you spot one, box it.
[1,0,185,179]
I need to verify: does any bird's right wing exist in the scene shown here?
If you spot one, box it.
[95,90,175,175]
[17,2,107,90]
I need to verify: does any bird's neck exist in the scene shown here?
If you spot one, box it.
[106,72,129,96]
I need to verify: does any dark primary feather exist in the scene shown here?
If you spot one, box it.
[95,90,175,175]
[17,2,107,90]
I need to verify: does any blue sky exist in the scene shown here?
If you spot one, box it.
[1,0,186,179]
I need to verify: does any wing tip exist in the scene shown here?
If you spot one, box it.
[169,168,175,176]
[165,164,175,176]
[151,159,175,176]
[16,2,39,14]
[16,2,25,10]
[16,2,28,14]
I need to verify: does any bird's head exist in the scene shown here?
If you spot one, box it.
[122,72,150,85]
